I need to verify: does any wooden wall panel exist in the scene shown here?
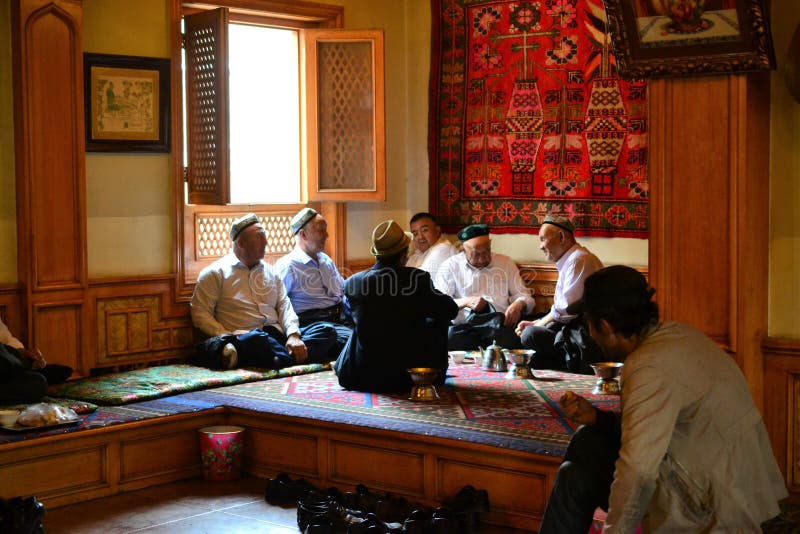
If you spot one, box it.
[649,77,733,347]
[32,302,82,372]
[649,74,770,408]
[763,340,800,497]
[13,0,85,291]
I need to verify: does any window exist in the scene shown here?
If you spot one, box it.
[181,3,385,206]
[174,0,384,295]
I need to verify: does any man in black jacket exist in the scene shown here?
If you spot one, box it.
[334,220,458,393]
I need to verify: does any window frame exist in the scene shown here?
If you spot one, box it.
[170,0,345,300]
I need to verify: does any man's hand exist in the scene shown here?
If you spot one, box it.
[504,300,525,327]
[456,296,488,312]
[232,329,250,336]
[285,334,308,363]
[560,390,598,426]
[21,348,46,370]
[515,320,534,337]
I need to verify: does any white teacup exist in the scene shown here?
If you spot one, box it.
[448,351,469,364]
[0,409,20,426]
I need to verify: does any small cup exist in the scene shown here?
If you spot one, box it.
[0,409,20,426]
[448,351,468,364]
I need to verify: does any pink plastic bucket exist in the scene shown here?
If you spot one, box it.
[198,425,244,481]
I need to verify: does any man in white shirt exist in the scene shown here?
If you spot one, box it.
[436,224,535,350]
[275,208,352,363]
[405,212,456,277]
[515,215,603,374]
[191,213,332,370]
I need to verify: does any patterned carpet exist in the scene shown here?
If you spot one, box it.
[0,364,618,454]
[177,364,619,455]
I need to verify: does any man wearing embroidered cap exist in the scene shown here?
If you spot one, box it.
[540,266,786,533]
[435,223,534,350]
[275,208,352,363]
[191,213,333,370]
[334,220,457,392]
[515,214,603,374]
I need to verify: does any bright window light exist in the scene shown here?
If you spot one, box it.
[229,24,301,204]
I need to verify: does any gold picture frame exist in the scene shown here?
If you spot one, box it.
[84,53,170,152]
[604,0,775,78]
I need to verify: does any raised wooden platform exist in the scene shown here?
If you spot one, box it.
[0,403,560,531]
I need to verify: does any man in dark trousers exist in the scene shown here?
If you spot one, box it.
[334,220,458,392]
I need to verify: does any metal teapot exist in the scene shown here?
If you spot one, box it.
[481,340,507,372]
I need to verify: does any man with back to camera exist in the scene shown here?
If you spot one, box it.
[435,223,534,350]
[191,213,336,370]
[334,220,458,392]
[405,212,456,277]
[515,214,603,374]
[538,265,787,533]
[275,207,352,363]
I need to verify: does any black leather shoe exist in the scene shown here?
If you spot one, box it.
[344,484,383,514]
[265,472,315,504]
[401,509,431,534]
[298,491,367,532]
[347,512,403,533]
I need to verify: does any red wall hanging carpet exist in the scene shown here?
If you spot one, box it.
[429,0,649,237]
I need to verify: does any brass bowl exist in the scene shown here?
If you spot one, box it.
[501,349,536,379]
[591,362,623,379]
[407,368,440,401]
[591,362,623,395]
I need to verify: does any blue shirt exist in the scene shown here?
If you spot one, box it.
[275,247,345,314]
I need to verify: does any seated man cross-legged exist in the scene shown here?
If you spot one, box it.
[516,215,603,374]
[190,213,336,370]
[334,220,458,393]
[275,207,352,363]
[435,224,534,351]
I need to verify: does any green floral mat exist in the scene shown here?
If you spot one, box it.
[47,363,330,406]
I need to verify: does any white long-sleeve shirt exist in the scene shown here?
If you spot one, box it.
[435,252,535,324]
[406,235,457,278]
[551,243,603,323]
[191,253,300,338]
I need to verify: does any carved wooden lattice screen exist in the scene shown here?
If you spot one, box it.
[304,29,385,201]
[194,213,294,261]
[184,8,229,205]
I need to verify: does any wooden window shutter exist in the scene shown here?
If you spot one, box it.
[184,8,230,205]
[303,29,385,202]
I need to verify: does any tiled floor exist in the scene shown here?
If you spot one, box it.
[42,477,531,533]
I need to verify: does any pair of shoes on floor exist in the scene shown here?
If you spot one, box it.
[297,490,369,533]
[221,342,238,369]
[264,472,315,504]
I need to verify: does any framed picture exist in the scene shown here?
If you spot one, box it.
[604,0,775,78]
[84,53,170,152]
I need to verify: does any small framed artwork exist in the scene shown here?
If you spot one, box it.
[84,53,170,152]
[604,0,775,78]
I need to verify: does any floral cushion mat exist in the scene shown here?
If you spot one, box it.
[46,362,330,406]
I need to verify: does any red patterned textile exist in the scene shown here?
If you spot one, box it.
[429,0,649,237]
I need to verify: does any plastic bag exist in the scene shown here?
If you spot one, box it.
[16,403,78,427]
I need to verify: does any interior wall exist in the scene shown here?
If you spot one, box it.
[330,0,648,267]
[0,0,16,283]
[769,4,800,339]
[83,0,172,277]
